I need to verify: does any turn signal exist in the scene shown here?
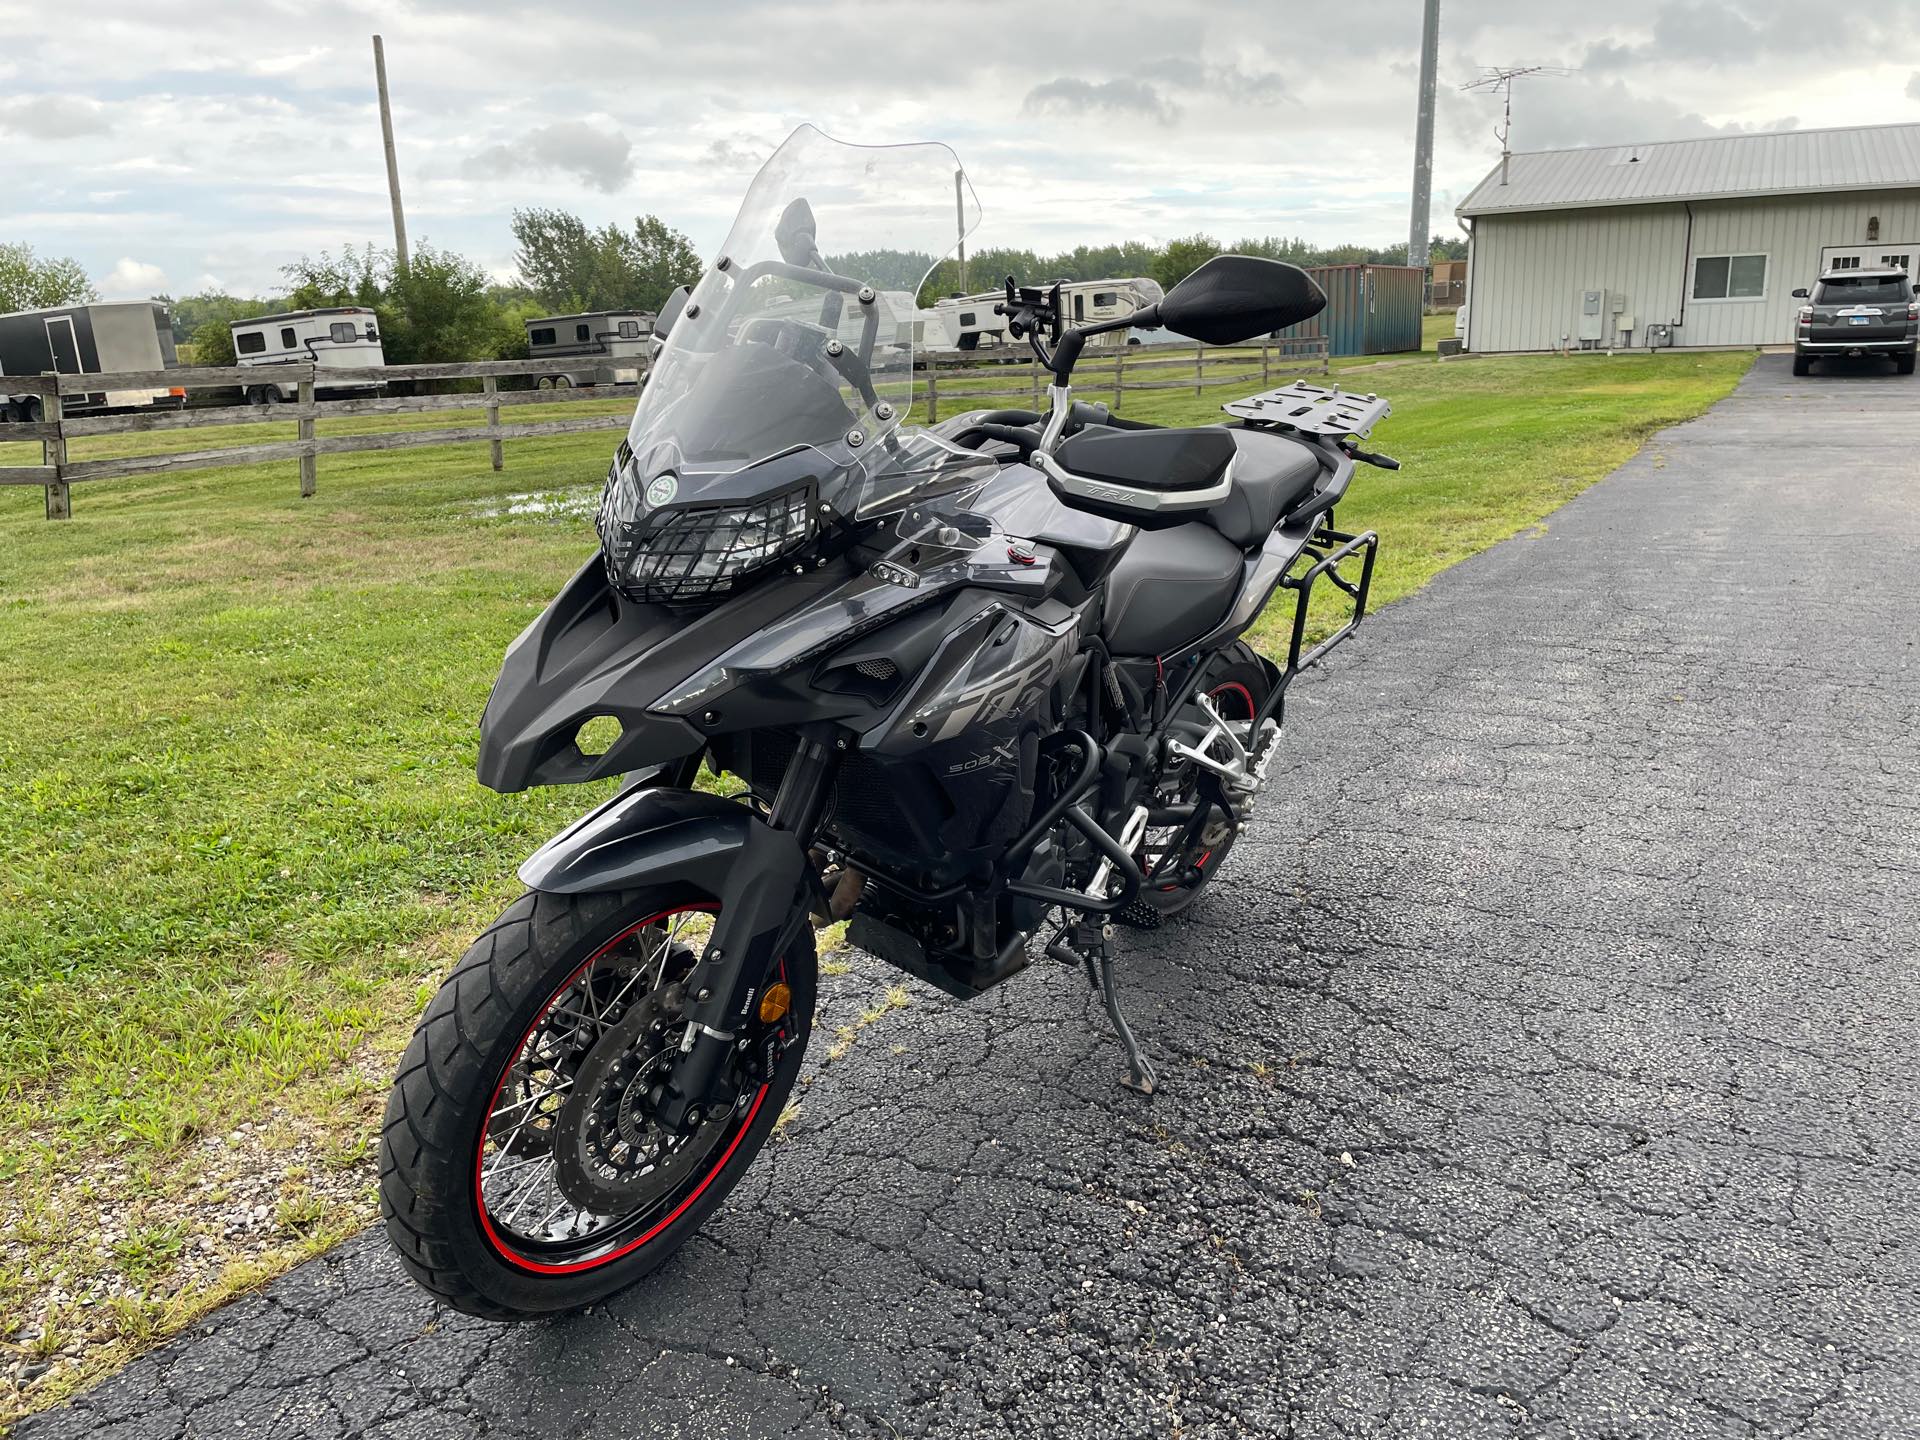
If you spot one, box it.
[758,982,792,1024]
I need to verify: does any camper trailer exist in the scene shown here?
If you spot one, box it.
[1,300,181,421]
[525,311,656,389]
[230,308,385,403]
[932,277,1165,352]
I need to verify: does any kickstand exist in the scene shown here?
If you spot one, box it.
[1099,950,1158,1096]
[1047,919,1157,1095]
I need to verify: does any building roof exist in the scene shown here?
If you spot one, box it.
[1457,122,1920,218]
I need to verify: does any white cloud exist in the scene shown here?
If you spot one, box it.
[100,257,167,298]
[463,121,635,193]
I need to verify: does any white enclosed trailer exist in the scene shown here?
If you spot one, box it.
[230,307,385,402]
[526,311,656,389]
[932,277,1165,351]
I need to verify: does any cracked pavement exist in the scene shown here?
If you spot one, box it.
[21,355,1920,1438]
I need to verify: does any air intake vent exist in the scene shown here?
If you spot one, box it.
[853,658,898,681]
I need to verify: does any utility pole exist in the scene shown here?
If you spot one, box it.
[372,35,409,270]
[955,168,968,294]
[1408,0,1441,273]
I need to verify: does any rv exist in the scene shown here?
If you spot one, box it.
[525,311,656,389]
[931,277,1165,351]
[0,300,181,421]
[230,308,385,403]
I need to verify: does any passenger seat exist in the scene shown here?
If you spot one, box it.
[1204,429,1324,547]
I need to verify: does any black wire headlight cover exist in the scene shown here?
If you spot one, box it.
[597,455,816,606]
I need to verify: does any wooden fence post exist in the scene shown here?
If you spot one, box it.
[1111,346,1126,409]
[297,376,317,498]
[1030,357,1041,408]
[484,374,503,471]
[1194,347,1205,397]
[1261,343,1271,385]
[1320,339,1330,376]
[924,371,939,424]
[43,388,69,521]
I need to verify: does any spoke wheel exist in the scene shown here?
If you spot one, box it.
[380,887,815,1317]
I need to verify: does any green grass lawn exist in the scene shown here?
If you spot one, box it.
[0,348,1751,1419]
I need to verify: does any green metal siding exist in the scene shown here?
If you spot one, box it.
[1274,264,1425,356]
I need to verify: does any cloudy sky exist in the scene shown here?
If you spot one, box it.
[2,0,1917,300]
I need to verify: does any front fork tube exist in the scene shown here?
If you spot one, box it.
[654,730,841,1130]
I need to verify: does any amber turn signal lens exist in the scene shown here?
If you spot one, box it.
[758,982,792,1024]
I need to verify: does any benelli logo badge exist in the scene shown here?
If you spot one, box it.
[870,560,920,588]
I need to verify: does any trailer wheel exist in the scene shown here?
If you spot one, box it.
[554,375,573,389]
[24,396,44,423]
[536,376,555,391]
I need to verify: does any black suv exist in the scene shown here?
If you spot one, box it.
[1792,268,1918,376]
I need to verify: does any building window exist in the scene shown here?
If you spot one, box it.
[530,327,556,346]
[1692,254,1767,301]
[236,331,266,354]
[1831,256,1862,270]
[1882,254,1911,273]
[575,323,592,342]
[328,322,358,343]
[280,327,298,348]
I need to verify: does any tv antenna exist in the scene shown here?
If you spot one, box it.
[1462,64,1573,186]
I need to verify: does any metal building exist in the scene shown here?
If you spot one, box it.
[1456,122,1920,352]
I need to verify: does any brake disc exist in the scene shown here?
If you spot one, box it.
[551,981,733,1215]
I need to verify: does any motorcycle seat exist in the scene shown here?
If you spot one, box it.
[1100,522,1245,657]
[1204,429,1324,548]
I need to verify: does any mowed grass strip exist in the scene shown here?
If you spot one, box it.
[0,348,1749,1417]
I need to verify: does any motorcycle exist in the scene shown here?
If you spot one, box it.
[379,125,1397,1318]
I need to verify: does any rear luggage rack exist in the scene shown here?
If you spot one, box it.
[1222,380,1392,439]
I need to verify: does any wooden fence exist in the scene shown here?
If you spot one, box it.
[0,359,639,520]
[918,337,1330,422]
[2,337,1331,520]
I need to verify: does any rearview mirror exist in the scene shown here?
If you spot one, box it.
[654,285,692,340]
[1791,287,1809,298]
[1140,255,1327,347]
[775,197,820,267]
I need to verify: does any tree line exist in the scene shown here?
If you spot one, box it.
[3,223,1466,367]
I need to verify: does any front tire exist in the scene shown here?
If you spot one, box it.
[379,888,815,1318]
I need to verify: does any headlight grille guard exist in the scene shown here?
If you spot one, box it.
[600,480,818,606]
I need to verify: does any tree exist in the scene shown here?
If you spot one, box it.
[510,209,702,315]
[278,242,501,364]
[1151,234,1222,292]
[0,242,96,311]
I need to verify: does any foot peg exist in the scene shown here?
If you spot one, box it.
[1046,920,1157,1096]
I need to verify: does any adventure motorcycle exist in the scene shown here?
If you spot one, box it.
[380,126,1397,1318]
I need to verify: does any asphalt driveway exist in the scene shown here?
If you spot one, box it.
[22,354,1920,1439]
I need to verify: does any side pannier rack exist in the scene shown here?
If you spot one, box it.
[1225,380,1391,725]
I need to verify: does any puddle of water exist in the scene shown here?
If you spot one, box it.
[466,488,601,520]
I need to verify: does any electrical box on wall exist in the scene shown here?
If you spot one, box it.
[1577,289,1606,342]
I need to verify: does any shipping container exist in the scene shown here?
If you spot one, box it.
[1273,264,1425,356]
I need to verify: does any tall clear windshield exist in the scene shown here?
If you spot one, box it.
[626,126,982,513]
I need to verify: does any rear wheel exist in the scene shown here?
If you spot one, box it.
[1897,352,1916,376]
[1129,644,1272,921]
[379,888,814,1318]
[1792,353,1812,377]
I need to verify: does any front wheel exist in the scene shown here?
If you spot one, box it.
[379,888,815,1318]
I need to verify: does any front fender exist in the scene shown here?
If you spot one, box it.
[518,786,809,1039]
